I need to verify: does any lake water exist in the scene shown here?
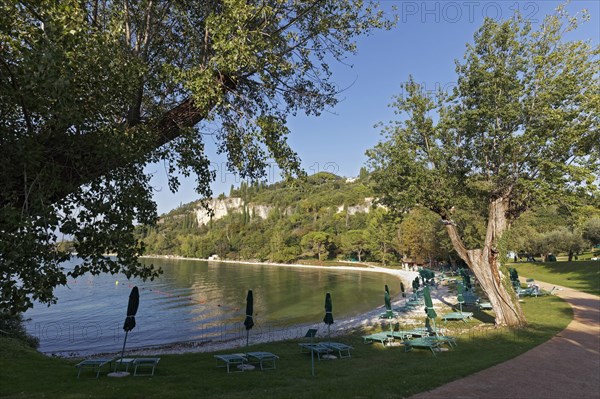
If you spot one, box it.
[24,258,398,356]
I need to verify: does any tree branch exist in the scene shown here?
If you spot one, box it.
[444,223,470,262]
[3,74,237,212]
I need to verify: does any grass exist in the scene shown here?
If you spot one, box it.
[510,260,600,296]
[0,295,572,399]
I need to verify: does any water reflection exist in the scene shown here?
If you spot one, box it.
[24,258,397,356]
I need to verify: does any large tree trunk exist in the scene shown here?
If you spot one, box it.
[444,197,527,327]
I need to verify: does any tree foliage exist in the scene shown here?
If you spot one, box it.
[582,218,600,247]
[340,229,368,261]
[368,7,598,326]
[301,231,333,261]
[0,0,391,313]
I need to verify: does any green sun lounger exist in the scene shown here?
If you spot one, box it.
[75,357,115,378]
[214,354,247,373]
[299,343,333,360]
[246,352,279,370]
[319,342,353,358]
[387,331,413,340]
[362,332,393,346]
[442,311,473,322]
[132,357,160,376]
[403,327,457,347]
[403,337,442,357]
[426,334,457,348]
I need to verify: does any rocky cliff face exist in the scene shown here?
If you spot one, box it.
[336,197,375,215]
[194,198,275,226]
[195,197,376,226]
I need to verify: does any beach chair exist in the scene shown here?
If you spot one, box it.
[299,343,334,360]
[214,353,247,373]
[462,290,480,306]
[442,310,473,322]
[403,337,442,357]
[386,330,413,340]
[299,328,335,360]
[442,283,473,322]
[517,283,556,297]
[75,357,115,378]
[112,357,135,372]
[246,352,279,370]
[319,342,353,358]
[132,357,160,376]
[404,326,457,348]
[362,332,393,346]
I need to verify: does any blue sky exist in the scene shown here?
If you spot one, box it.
[150,1,600,215]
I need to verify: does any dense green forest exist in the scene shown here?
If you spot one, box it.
[136,171,600,265]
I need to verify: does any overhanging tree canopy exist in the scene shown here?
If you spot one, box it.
[0,0,391,313]
[368,7,598,327]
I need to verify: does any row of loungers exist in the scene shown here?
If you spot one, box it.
[214,340,353,373]
[75,357,161,378]
[298,341,353,359]
[362,328,457,357]
[214,351,280,373]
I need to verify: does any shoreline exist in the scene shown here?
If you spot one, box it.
[142,254,396,272]
[77,256,453,358]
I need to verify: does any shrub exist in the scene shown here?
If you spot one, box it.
[0,313,39,349]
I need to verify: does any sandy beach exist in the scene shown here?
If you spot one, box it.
[100,257,456,358]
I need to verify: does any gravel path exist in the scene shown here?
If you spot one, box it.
[410,279,600,399]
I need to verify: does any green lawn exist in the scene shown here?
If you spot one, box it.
[0,295,572,399]
[510,260,600,296]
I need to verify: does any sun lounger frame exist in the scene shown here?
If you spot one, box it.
[132,357,160,376]
[246,351,279,370]
[319,342,353,358]
[75,357,115,379]
[214,354,248,373]
[299,343,334,360]
[442,311,473,322]
[362,332,393,346]
[403,338,441,357]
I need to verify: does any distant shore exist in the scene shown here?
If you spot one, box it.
[141,254,407,274]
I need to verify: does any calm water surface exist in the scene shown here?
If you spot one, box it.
[24,258,398,355]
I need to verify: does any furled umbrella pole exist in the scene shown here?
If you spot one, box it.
[243,290,254,348]
[323,292,334,342]
[119,286,139,371]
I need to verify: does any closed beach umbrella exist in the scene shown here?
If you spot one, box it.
[463,273,472,291]
[244,290,254,348]
[423,286,437,331]
[123,286,139,332]
[384,289,394,319]
[457,283,465,313]
[413,277,420,292]
[323,292,334,341]
[400,282,406,298]
[384,289,395,335]
[119,286,139,366]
